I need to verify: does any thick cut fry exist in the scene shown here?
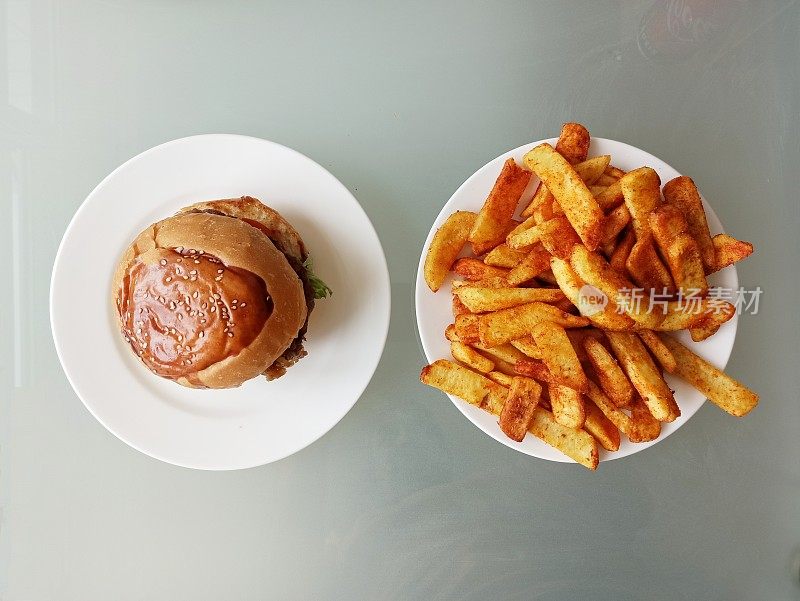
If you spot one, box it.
[688,301,736,342]
[605,331,679,422]
[486,371,514,387]
[424,210,477,292]
[510,336,542,359]
[649,204,708,294]
[523,144,605,250]
[420,360,506,407]
[499,376,543,441]
[452,294,471,317]
[452,276,509,290]
[520,181,555,221]
[628,397,662,443]
[605,166,626,179]
[569,245,663,329]
[454,313,480,344]
[656,299,734,332]
[507,219,555,250]
[662,176,715,272]
[583,401,621,451]
[469,158,532,255]
[452,258,509,282]
[609,228,636,273]
[455,286,565,312]
[538,216,581,260]
[574,155,611,185]
[595,173,618,187]
[473,342,527,366]
[709,234,754,274]
[478,302,589,347]
[445,324,458,342]
[638,330,676,373]
[550,256,637,331]
[450,341,494,373]
[600,203,631,245]
[531,321,588,392]
[589,185,608,196]
[584,336,634,407]
[626,237,674,292]
[566,328,605,361]
[595,180,624,211]
[554,122,591,164]
[620,167,661,239]
[549,383,586,428]
[585,381,634,435]
[506,244,552,285]
[483,243,528,268]
[529,407,598,469]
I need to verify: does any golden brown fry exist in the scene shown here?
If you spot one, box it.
[469,158,532,255]
[609,228,636,273]
[538,216,582,260]
[499,376,543,441]
[554,122,591,165]
[483,243,528,268]
[627,396,662,443]
[529,407,599,469]
[452,257,509,282]
[589,185,608,196]
[424,210,477,292]
[451,276,509,290]
[583,336,634,407]
[510,336,542,359]
[595,173,618,187]
[709,233,754,274]
[473,341,528,366]
[656,299,734,333]
[585,380,634,435]
[450,341,494,373]
[523,144,605,250]
[478,301,589,347]
[420,359,506,407]
[688,301,736,342]
[605,166,626,179]
[506,244,552,286]
[549,383,586,428]
[444,323,459,343]
[620,167,662,240]
[605,331,679,422]
[531,321,589,392]
[600,203,631,246]
[507,219,554,250]
[454,313,480,345]
[520,181,555,221]
[452,294,471,318]
[583,401,621,451]
[455,286,564,312]
[595,180,624,211]
[574,155,611,185]
[486,371,514,387]
[626,237,674,292]
[638,330,677,373]
[662,176,715,272]
[650,204,708,294]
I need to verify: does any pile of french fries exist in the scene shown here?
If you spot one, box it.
[420,123,758,469]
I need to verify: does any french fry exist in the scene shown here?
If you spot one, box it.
[589,185,608,196]
[537,216,581,260]
[453,258,509,282]
[688,301,736,342]
[424,210,477,292]
[585,380,634,435]
[595,173,618,187]
[531,321,589,392]
[709,233,754,274]
[583,401,621,451]
[510,336,542,359]
[638,330,676,373]
[620,167,662,239]
[650,204,708,294]
[499,376,543,441]
[662,176,715,272]
[478,301,589,347]
[452,276,509,290]
[452,294,471,317]
[595,180,624,211]
[484,243,528,268]
[454,313,480,344]
[583,336,634,406]
[609,228,636,273]
[657,299,734,333]
[627,396,662,443]
[451,341,494,373]
[455,286,565,312]
[520,181,555,221]
[469,158,532,255]
[507,219,554,250]
[626,237,674,292]
[506,244,552,285]
[420,359,506,407]
[528,407,599,470]
[554,122,591,164]
[605,166,626,179]
[574,155,611,185]
[523,144,605,250]
[605,331,680,422]
[549,382,586,428]
[599,203,631,246]
[473,341,528,366]
[444,324,459,343]
[486,371,514,387]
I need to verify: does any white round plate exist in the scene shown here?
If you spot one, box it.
[415,138,738,464]
[52,134,390,470]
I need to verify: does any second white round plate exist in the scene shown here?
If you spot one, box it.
[52,134,390,470]
[416,138,738,464]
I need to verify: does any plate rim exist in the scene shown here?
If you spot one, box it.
[50,133,391,470]
[415,136,739,464]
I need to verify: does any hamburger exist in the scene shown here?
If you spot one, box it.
[112,196,330,388]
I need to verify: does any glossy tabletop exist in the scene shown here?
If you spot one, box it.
[2,1,799,599]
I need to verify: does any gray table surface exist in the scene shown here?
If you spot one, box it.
[2,1,799,599]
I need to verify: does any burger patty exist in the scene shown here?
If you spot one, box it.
[262,253,315,380]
